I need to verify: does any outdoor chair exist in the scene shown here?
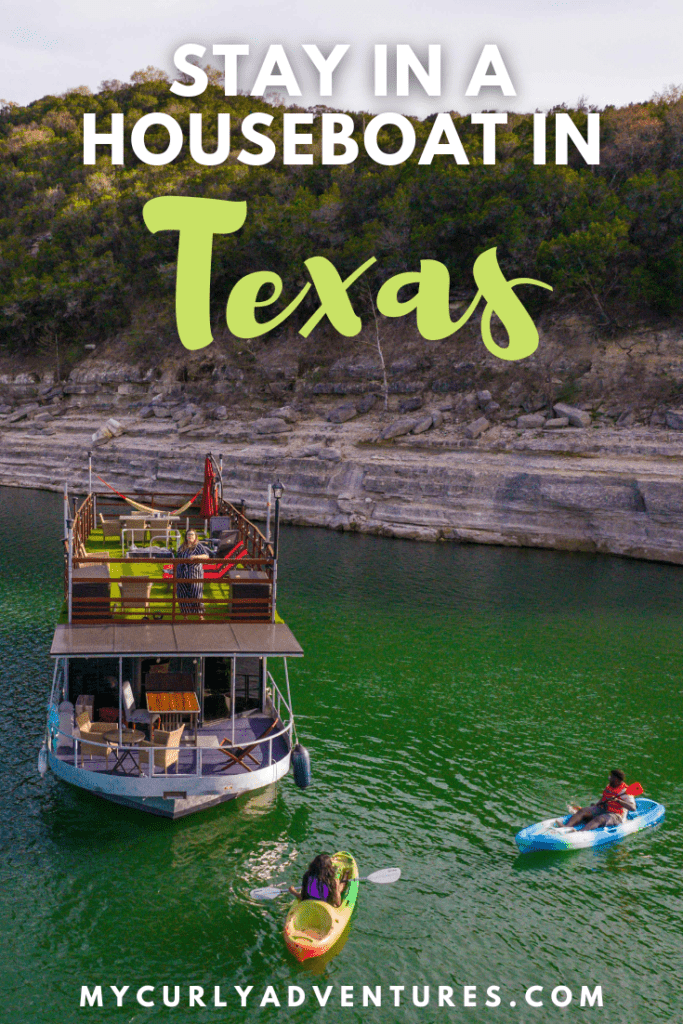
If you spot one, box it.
[216,529,240,556]
[75,694,95,719]
[217,717,280,773]
[209,516,235,538]
[118,576,153,617]
[72,564,111,620]
[99,514,121,541]
[148,522,169,548]
[121,680,160,732]
[139,725,185,774]
[128,522,149,545]
[75,710,115,765]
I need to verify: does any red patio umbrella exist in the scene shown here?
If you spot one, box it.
[200,454,218,517]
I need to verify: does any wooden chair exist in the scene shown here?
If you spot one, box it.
[139,725,185,774]
[217,717,280,772]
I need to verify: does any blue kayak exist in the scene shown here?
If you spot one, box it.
[515,797,665,853]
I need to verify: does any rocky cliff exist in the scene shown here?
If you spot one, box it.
[2,316,683,563]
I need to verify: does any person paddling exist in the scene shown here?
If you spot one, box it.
[561,769,637,830]
[288,853,350,907]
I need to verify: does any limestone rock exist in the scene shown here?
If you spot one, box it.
[665,409,683,430]
[522,393,547,413]
[543,417,569,430]
[355,394,377,415]
[389,357,420,376]
[327,402,357,424]
[477,390,492,408]
[7,403,39,423]
[330,358,381,380]
[398,395,423,414]
[616,409,635,428]
[253,418,290,434]
[517,413,546,429]
[464,416,490,439]
[92,417,125,446]
[69,362,141,385]
[412,414,435,434]
[431,410,444,429]
[379,417,419,440]
[274,405,300,423]
[553,402,591,428]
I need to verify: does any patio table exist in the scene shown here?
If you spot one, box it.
[105,729,144,775]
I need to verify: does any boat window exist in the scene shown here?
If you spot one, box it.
[141,658,198,699]
[67,657,135,721]
[203,657,263,721]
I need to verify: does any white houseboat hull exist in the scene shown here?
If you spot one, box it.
[48,746,291,818]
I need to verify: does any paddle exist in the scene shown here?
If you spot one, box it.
[250,867,401,901]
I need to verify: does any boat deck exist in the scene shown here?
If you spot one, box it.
[68,492,276,624]
[55,715,289,778]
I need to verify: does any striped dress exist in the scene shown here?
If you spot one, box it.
[176,542,209,613]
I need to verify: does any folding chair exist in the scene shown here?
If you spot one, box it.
[217,718,280,772]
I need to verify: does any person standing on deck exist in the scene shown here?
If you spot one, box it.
[562,769,636,830]
[176,528,210,618]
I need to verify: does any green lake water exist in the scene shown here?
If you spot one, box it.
[0,485,681,1024]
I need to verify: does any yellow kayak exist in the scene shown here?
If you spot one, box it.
[283,851,359,961]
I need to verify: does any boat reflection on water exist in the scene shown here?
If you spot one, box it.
[239,783,278,818]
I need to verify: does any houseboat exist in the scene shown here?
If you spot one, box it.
[42,455,307,819]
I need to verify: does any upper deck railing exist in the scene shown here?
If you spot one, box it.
[65,491,276,625]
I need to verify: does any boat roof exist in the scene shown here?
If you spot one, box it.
[51,622,304,658]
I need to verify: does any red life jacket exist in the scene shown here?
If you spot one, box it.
[600,782,627,814]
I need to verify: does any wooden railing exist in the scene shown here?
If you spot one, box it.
[74,493,95,552]
[70,555,274,624]
[217,498,274,562]
[67,491,277,624]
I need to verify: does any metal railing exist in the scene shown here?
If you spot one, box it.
[50,676,294,780]
[52,720,293,778]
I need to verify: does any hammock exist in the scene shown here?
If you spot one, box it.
[95,474,201,516]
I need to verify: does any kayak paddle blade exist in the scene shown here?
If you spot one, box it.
[626,782,643,797]
[250,886,286,900]
[365,867,401,884]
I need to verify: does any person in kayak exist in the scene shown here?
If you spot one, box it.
[562,769,637,830]
[288,854,350,906]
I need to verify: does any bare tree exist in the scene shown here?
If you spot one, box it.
[363,283,389,412]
